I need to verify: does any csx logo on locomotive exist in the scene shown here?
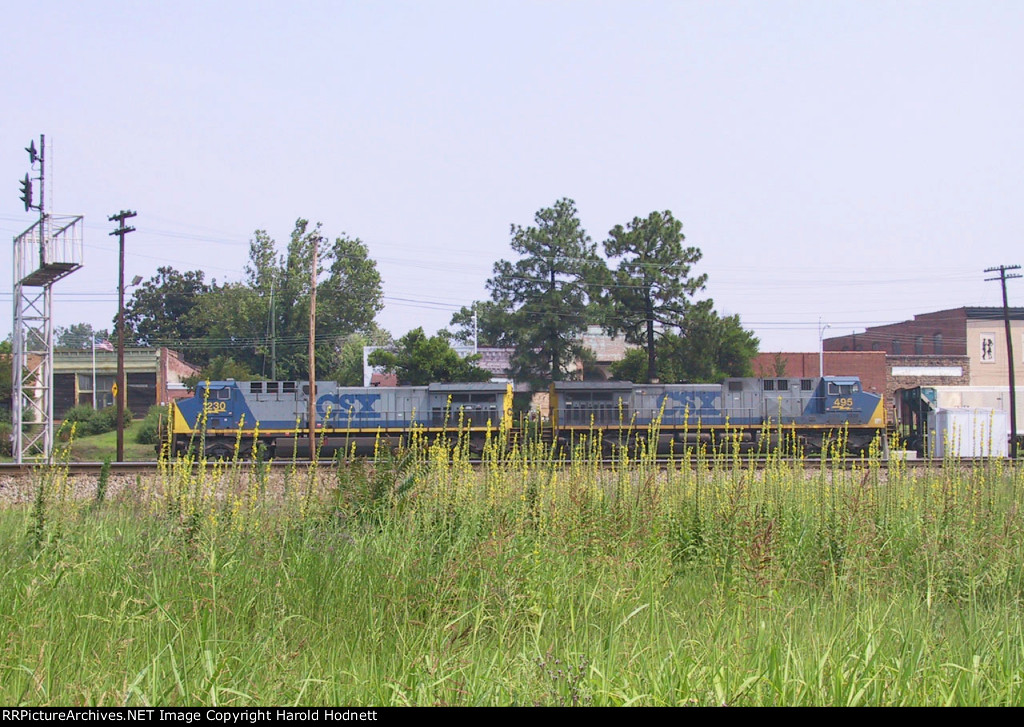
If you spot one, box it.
[316,393,382,419]
[660,391,720,412]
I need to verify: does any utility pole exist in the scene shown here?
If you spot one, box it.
[985,265,1021,458]
[308,234,320,461]
[269,278,276,380]
[110,210,136,462]
[818,319,831,376]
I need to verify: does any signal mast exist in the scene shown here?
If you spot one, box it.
[12,135,84,462]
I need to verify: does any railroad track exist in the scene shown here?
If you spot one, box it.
[0,456,1009,478]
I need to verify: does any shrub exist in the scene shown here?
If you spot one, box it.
[61,405,133,437]
[135,405,167,445]
[0,421,11,456]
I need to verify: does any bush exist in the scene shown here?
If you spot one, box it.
[61,404,133,437]
[0,421,11,457]
[135,404,168,445]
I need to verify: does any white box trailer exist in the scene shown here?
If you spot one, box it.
[927,387,1024,423]
[927,407,1008,458]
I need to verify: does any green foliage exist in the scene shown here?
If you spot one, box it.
[122,267,213,360]
[187,283,264,372]
[0,338,11,418]
[611,305,758,383]
[487,198,607,386]
[448,301,515,348]
[182,355,256,391]
[95,457,111,504]
[328,327,394,386]
[368,328,491,385]
[0,421,11,456]
[578,346,606,381]
[120,221,385,380]
[6,439,1024,705]
[62,405,132,437]
[474,202,757,387]
[134,405,168,445]
[194,220,385,380]
[604,210,707,383]
[55,323,111,350]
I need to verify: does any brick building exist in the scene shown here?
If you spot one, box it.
[751,351,887,397]
[824,306,1024,388]
[27,347,201,420]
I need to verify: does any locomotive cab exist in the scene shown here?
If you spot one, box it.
[200,383,236,430]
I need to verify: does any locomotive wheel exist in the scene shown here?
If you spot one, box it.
[801,435,824,455]
[205,442,234,460]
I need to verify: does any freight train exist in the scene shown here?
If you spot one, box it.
[168,375,886,458]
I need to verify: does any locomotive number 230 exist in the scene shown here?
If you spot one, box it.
[203,401,228,414]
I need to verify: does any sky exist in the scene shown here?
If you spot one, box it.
[2,1,1022,357]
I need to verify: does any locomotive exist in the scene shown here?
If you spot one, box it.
[168,375,886,458]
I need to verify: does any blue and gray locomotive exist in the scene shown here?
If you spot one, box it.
[551,376,885,454]
[168,375,885,457]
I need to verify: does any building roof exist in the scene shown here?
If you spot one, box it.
[475,348,514,376]
[369,372,398,387]
[963,306,1024,321]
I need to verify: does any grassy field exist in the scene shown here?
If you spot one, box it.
[3,426,1024,705]
[63,427,158,461]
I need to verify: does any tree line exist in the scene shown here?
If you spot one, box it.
[56,200,757,388]
[449,198,757,386]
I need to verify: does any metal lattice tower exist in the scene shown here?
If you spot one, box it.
[12,135,84,463]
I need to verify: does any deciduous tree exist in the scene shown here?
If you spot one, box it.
[448,301,515,348]
[55,323,111,350]
[197,219,385,380]
[122,267,213,354]
[610,304,758,383]
[368,328,491,385]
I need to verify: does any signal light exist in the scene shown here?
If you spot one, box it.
[18,174,33,212]
[25,140,39,165]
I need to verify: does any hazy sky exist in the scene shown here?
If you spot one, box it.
[2,1,1022,355]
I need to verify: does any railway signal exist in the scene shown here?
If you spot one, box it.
[19,174,33,211]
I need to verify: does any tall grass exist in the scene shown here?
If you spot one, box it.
[2,420,1024,705]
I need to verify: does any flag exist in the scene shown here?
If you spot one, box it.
[95,338,114,352]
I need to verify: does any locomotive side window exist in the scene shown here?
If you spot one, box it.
[801,379,813,391]
[283,382,296,394]
[250,382,263,394]
[763,380,775,391]
[267,382,279,394]
[217,388,231,400]
[777,379,789,391]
